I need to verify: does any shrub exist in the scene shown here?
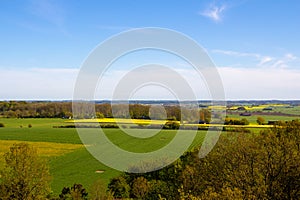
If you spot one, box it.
[0,143,51,199]
[163,121,180,129]
[256,116,265,125]
[108,176,130,199]
[0,123,4,127]
[59,183,88,200]
[225,118,249,125]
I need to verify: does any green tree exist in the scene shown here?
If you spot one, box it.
[163,121,180,129]
[108,176,130,199]
[181,120,300,199]
[132,177,150,199]
[0,143,51,200]
[240,118,249,125]
[89,179,114,200]
[256,116,265,125]
[59,183,88,200]
[96,112,104,119]
[199,109,211,124]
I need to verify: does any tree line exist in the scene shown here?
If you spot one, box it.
[0,101,211,122]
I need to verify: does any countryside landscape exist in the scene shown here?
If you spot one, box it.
[0,100,300,199]
[1,0,300,199]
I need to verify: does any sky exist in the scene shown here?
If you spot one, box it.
[1,0,300,100]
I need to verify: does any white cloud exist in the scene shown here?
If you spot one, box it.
[212,49,299,68]
[96,66,300,100]
[218,67,300,99]
[212,49,260,58]
[200,3,226,22]
[267,54,298,68]
[285,53,297,60]
[1,66,300,100]
[0,68,78,100]
[95,67,210,100]
[24,0,68,35]
[258,56,273,66]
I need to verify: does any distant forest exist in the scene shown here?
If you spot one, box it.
[0,101,211,122]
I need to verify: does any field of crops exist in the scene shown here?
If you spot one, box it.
[70,118,166,125]
[226,114,300,124]
[69,117,285,130]
[0,107,299,195]
[0,118,208,194]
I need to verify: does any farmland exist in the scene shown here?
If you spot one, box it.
[0,101,300,196]
[0,118,208,194]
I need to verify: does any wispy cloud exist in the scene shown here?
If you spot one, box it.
[200,3,226,22]
[212,49,260,58]
[212,49,299,68]
[270,53,298,68]
[258,56,273,66]
[24,0,69,35]
[97,25,133,31]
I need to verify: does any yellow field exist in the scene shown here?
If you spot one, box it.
[69,118,273,129]
[229,104,288,110]
[0,140,83,158]
[208,105,227,110]
[68,118,167,125]
[184,124,273,128]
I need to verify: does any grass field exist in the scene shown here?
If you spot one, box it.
[226,114,300,124]
[0,112,296,195]
[0,118,208,195]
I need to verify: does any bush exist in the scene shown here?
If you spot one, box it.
[59,183,88,200]
[163,121,180,129]
[0,143,51,199]
[108,176,130,199]
[28,124,32,128]
[0,123,4,127]
[256,116,265,125]
[225,118,249,125]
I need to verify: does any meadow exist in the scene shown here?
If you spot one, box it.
[0,104,299,195]
[0,118,207,195]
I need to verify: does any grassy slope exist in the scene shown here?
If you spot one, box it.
[49,129,207,194]
[0,118,208,195]
[49,148,120,195]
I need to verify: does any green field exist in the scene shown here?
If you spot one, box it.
[227,114,300,124]
[0,118,208,195]
[0,113,297,195]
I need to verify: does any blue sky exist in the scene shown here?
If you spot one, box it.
[1,0,300,100]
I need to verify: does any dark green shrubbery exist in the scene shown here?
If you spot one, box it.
[163,121,180,129]
[224,117,249,125]
[107,120,300,199]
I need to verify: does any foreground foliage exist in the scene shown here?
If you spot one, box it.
[108,120,300,199]
[0,143,51,200]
